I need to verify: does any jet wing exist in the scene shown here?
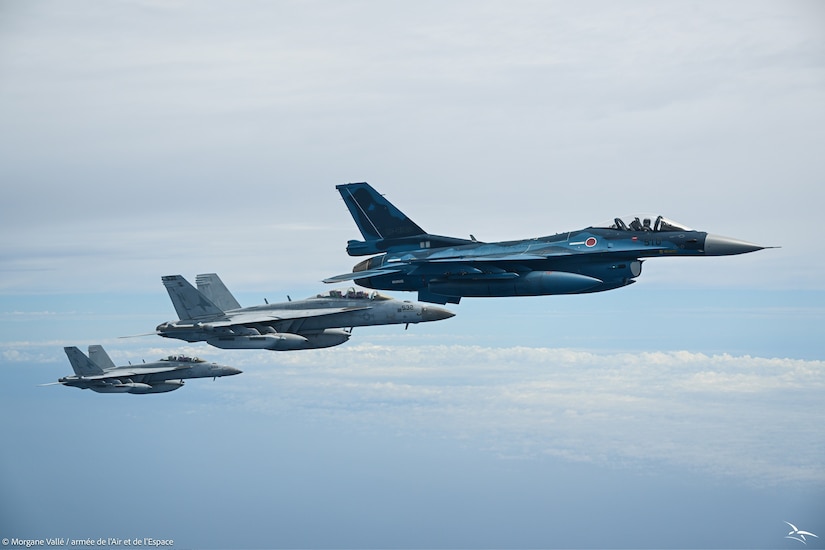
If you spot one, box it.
[416,243,670,263]
[323,267,403,283]
[206,306,373,326]
[421,253,552,262]
[81,365,188,380]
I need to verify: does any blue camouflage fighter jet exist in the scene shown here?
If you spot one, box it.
[325,182,770,304]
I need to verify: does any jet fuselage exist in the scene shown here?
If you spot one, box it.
[156,275,454,351]
[57,350,241,394]
[326,181,768,304]
[351,226,757,298]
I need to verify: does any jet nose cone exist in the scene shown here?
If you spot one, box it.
[223,366,243,376]
[704,234,765,256]
[421,305,456,322]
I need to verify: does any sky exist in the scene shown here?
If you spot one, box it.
[1,1,824,548]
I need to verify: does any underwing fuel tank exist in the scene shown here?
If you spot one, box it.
[90,381,185,394]
[207,332,308,350]
[428,271,606,298]
[90,382,153,394]
[129,381,185,394]
[300,329,351,349]
[206,329,350,351]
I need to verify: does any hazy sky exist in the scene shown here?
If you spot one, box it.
[1,1,824,548]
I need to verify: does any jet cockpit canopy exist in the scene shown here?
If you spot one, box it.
[593,214,693,233]
[162,355,204,363]
[314,288,391,301]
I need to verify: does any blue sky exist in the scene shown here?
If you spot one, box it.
[1,1,824,548]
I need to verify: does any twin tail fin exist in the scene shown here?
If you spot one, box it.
[196,273,242,311]
[162,275,225,320]
[64,346,105,376]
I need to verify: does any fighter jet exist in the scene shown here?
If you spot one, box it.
[155,273,454,350]
[325,182,770,304]
[48,345,241,394]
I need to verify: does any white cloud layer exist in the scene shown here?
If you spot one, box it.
[36,340,814,487]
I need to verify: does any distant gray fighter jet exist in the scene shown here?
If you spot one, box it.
[325,182,771,304]
[155,273,454,350]
[49,345,241,394]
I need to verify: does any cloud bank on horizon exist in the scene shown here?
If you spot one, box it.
[12,338,824,488]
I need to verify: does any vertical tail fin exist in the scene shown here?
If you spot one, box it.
[335,182,473,256]
[336,182,426,241]
[196,273,242,311]
[88,345,116,370]
[64,346,105,376]
[162,275,225,320]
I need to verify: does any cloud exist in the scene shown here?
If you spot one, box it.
[43,341,813,487]
[0,0,822,489]
[1,1,823,286]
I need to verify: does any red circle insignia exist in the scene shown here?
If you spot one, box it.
[585,237,597,247]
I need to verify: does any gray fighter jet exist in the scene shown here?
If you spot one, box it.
[155,273,454,350]
[325,182,771,304]
[49,345,241,394]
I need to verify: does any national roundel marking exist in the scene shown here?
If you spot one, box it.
[585,237,597,247]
